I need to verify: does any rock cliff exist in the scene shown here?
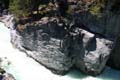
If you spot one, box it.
[10,0,120,76]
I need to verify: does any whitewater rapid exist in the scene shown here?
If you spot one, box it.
[0,22,120,80]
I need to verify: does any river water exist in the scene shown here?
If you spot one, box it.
[0,22,120,80]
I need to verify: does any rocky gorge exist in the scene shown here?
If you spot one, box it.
[1,0,120,77]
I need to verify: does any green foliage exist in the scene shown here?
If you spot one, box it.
[9,0,42,19]
[89,0,105,17]
[9,0,32,19]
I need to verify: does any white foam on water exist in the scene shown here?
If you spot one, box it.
[0,22,120,80]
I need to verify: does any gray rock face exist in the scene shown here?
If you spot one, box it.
[10,18,113,76]
[68,0,120,38]
[76,12,120,38]
[1,0,120,77]
[107,36,120,70]
[63,28,113,75]
[11,18,73,75]
[78,36,112,75]
[66,1,120,72]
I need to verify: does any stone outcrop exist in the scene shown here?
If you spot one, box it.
[10,16,113,76]
[9,0,120,76]
[11,17,73,75]
[62,28,113,76]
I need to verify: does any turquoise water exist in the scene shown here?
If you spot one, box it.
[0,22,120,80]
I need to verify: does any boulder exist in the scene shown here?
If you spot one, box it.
[63,28,113,76]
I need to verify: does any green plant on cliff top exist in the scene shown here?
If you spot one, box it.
[89,0,105,17]
[9,0,32,19]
